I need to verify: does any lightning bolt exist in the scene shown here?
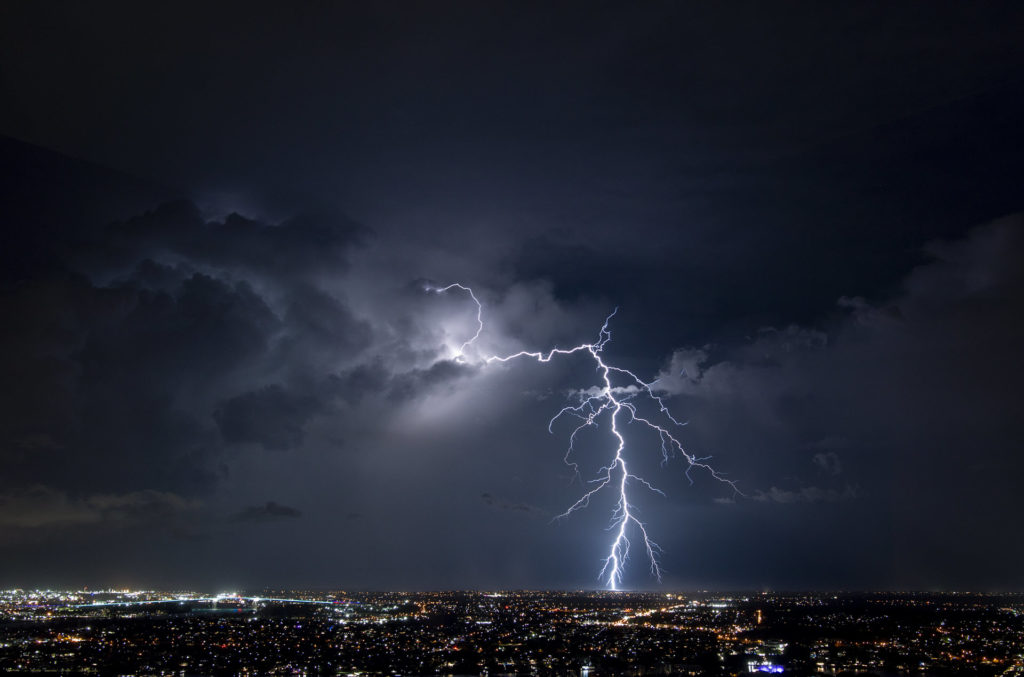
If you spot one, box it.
[424,282,484,360]
[428,283,740,590]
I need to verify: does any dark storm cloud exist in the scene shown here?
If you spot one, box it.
[6,200,1019,589]
[280,285,374,366]
[230,501,302,523]
[100,201,367,280]
[0,200,371,505]
[385,360,477,403]
[330,361,391,406]
[0,486,199,531]
[645,216,1024,588]
[1,194,1021,591]
[79,272,280,383]
[326,357,478,407]
[215,385,320,452]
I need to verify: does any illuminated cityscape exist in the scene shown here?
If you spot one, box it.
[1,589,1022,675]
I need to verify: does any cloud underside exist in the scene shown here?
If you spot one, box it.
[0,486,199,529]
[230,501,302,523]
[0,189,1022,587]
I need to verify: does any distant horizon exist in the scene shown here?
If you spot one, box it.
[7,586,1024,596]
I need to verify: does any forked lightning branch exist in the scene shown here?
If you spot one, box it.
[427,283,740,590]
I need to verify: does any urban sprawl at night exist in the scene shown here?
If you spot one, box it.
[1,589,1021,675]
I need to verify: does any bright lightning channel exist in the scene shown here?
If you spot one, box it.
[424,283,484,360]
[428,283,741,590]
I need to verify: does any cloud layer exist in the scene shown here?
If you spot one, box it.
[1,179,1022,590]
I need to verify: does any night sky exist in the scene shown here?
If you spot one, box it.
[2,2,1024,591]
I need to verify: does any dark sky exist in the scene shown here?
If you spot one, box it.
[2,1,1024,591]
